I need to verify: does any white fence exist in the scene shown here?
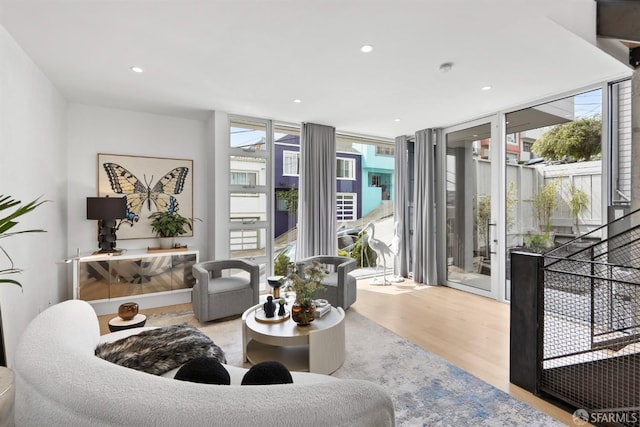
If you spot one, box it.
[476,160,604,248]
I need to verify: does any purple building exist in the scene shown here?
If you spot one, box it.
[273,134,362,238]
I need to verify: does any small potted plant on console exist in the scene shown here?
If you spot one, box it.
[148,211,194,249]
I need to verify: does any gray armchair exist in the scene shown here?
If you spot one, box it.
[192,259,260,322]
[296,255,357,310]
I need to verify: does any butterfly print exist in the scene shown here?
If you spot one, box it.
[103,163,189,226]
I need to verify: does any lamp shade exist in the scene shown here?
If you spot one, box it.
[86,197,127,220]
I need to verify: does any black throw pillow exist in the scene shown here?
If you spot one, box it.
[174,357,231,385]
[241,361,293,385]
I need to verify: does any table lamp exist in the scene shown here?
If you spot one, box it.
[86,196,127,254]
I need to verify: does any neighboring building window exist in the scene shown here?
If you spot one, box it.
[375,145,395,156]
[276,192,288,211]
[337,157,355,179]
[283,151,300,176]
[337,193,356,221]
[230,171,257,186]
[371,175,381,187]
[506,134,517,145]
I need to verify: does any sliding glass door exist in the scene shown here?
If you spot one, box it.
[441,118,501,297]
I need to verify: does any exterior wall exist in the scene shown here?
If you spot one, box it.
[353,143,395,216]
[616,79,632,203]
[630,70,640,215]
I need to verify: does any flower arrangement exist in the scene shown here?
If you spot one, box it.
[285,260,327,307]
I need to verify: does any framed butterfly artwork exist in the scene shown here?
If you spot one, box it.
[97,153,194,240]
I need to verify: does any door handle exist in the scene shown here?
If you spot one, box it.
[489,223,497,254]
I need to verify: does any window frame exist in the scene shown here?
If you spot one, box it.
[283,150,300,177]
[336,157,356,180]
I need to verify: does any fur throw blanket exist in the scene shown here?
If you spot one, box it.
[95,324,226,375]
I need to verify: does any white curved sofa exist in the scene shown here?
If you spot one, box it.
[14,300,395,426]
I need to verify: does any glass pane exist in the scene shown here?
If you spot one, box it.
[229,119,267,151]
[230,193,267,224]
[273,126,301,269]
[272,129,395,278]
[504,87,605,300]
[78,260,110,300]
[446,124,492,291]
[110,259,144,298]
[230,156,266,188]
[230,228,267,258]
[336,134,395,277]
[171,254,197,290]
[141,256,172,294]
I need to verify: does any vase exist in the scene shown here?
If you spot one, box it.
[266,275,284,298]
[291,302,315,326]
[118,302,139,321]
[158,237,174,249]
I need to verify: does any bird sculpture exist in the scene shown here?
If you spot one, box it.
[388,220,405,283]
[363,221,392,285]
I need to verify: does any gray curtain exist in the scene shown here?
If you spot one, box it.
[296,122,337,259]
[412,128,437,285]
[393,135,410,277]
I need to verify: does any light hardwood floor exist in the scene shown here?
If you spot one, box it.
[97,279,575,425]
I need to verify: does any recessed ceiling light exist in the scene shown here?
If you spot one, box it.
[473,134,478,137]
[360,44,374,53]
[438,62,454,72]
[481,85,492,91]
[130,66,144,73]
[293,99,302,104]
[393,118,401,122]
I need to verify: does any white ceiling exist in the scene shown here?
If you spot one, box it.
[0,0,632,139]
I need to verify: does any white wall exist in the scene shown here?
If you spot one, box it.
[0,26,68,365]
[0,21,214,364]
[66,104,209,259]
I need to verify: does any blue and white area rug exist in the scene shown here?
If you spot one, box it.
[146,309,563,426]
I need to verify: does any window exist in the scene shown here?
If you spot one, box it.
[375,145,395,156]
[228,117,271,291]
[276,194,288,212]
[230,171,257,186]
[336,158,355,180]
[283,151,300,176]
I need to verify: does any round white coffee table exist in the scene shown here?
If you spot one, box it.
[241,304,345,375]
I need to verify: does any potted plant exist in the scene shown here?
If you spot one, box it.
[568,184,589,236]
[148,211,194,249]
[273,252,290,276]
[285,260,326,326]
[532,179,559,233]
[0,194,46,367]
[351,229,376,268]
[0,195,47,287]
